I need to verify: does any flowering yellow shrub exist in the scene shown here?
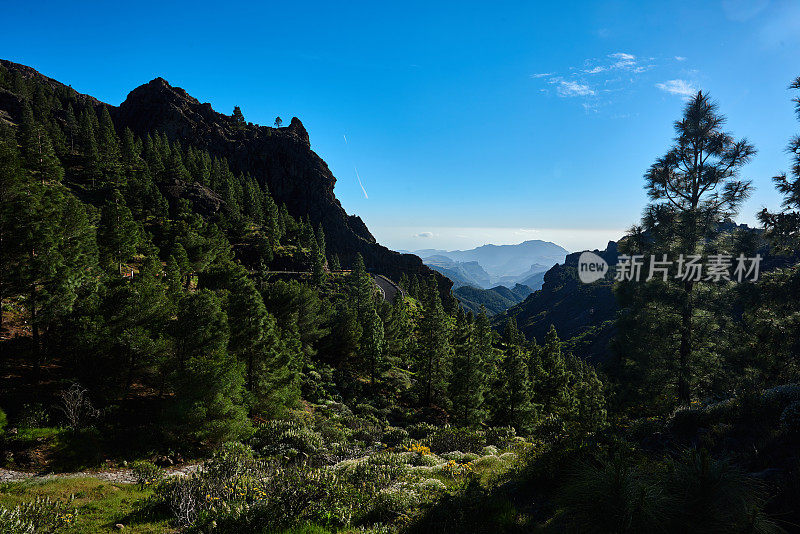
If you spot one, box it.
[406,442,431,456]
[442,459,474,477]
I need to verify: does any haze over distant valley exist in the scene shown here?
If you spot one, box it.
[403,239,569,290]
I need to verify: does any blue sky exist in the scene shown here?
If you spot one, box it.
[3,0,799,251]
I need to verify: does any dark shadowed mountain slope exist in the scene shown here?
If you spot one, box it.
[494,242,619,362]
[517,270,546,291]
[0,59,449,297]
[453,283,533,316]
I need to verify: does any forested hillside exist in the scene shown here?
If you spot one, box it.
[2,57,800,534]
[0,60,609,532]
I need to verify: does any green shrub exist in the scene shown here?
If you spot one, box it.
[205,441,257,481]
[252,420,324,458]
[156,475,204,528]
[472,455,503,470]
[704,398,738,422]
[662,450,778,533]
[424,427,485,454]
[16,403,49,429]
[346,413,383,444]
[557,455,666,533]
[0,497,77,532]
[556,450,780,534]
[407,422,437,440]
[780,401,800,435]
[667,407,711,437]
[411,453,442,467]
[0,408,6,436]
[373,482,421,519]
[762,383,800,408]
[130,460,165,488]
[0,507,34,534]
[485,426,516,448]
[440,451,479,463]
[382,426,409,447]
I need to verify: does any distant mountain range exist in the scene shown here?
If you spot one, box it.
[406,240,569,289]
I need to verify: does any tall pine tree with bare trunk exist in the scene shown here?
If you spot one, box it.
[625,91,755,406]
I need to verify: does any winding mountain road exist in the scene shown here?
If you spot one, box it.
[371,274,403,302]
[263,270,404,302]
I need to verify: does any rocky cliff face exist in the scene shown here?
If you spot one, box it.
[0,59,449,295]
[112,77,448,293]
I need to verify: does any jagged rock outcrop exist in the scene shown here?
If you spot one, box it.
[0,59,449,296]
[111,76,446,293]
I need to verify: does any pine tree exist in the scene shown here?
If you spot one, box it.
[64,105,78,154]
[491,318,536,431]
[409,274,420,299]
[17,185,97,371]
[98,107,122,185]
[449,308,487,426]
[399,273,409,292]
[361,306,385,387]
[226,265,268,392]
[348,253,375,319]
[315,223,326,255]
[165,255,183,299]
[19,105,63,184]
[759,76,800,248]
[98,189,140,274]
[383,291,414,368]
[533,326,571,429]
[242,175,265,223]
[415,278,452,408]
[103,269,171,400]
[78,109,101,187]
[0,125,25,331]
[263,184,281,247]
[164,143,191,183]
[169,290,250,444]
[621,91,756,406]
[232,106,246,129]
[251,312,301,415]
[311,233,326,286]
[330,302,362,367]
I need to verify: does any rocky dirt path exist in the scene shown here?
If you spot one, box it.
[0,463,201,484]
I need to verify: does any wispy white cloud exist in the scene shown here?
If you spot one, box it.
[551,78,595,97]
[609,52,637,69]
[414,232,434,239]
[582,52,641,74]
[532,52,697,113]
[655,79,697,97]
[584,66,607,74]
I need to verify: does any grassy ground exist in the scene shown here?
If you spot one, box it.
[0,478,174,533]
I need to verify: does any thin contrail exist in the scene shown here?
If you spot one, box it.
[343,133,367,199]
[355,166,368,199]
